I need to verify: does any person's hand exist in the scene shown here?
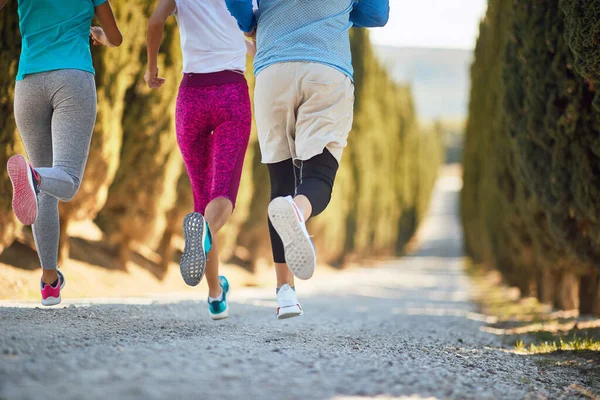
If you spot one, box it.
[144,67,166,89]
[90,26,110,46]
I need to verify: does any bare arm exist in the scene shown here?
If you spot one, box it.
[91,1,123,47]
[145,0,176,89]
[0,0,8,12]
[245,39,257,58]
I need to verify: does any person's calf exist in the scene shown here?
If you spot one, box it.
[275,262,295,288]
[204,198,232,298]
[206,238,222,299]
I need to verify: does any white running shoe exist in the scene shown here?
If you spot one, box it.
[268,196,316,280]
[276,284,303,320]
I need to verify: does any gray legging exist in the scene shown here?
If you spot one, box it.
[14,69,97,270]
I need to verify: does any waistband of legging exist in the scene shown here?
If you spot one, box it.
[180,70,247,88]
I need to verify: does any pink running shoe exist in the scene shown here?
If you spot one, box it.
[7,154,39,225]
[41,270,66,306]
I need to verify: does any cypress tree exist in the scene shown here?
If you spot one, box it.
[58,1,152,263]
[95,14,182,268]
[560,0,600,82]
[0,1,21,253]
[464,0,600,313]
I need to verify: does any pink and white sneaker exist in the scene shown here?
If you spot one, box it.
[7,154,40,225]
[41,270,66,306]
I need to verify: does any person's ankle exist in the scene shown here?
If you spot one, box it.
[208,287,222,300]
[41,269,59,285]
[277,281,295,289]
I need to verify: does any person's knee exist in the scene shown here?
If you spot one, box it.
[296,151,339,216]
[297,178,333,217]
[205,197,233,231]
[60,176,81,202]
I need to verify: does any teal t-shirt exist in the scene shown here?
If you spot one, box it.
[16,0,107,81]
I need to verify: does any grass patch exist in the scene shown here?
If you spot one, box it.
[515,336,600,354]
[468,268,600,353]
[467,263,600,397]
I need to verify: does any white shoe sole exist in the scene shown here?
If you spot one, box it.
[277,304,303,320]
[268,198,316,280]
[41,295,62,307]
[209,307,230,320]
[180,213,208,287]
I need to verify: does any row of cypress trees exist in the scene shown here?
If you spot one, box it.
[462,0,600,315]
[0,3,443,273]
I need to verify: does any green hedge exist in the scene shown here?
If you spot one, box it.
[0,0,22,253]
[95,11,182,267]
[463,0,600,315]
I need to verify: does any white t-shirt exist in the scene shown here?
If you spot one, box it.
[174,0,249,74]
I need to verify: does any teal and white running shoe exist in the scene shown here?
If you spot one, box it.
[180,212,212,286]
[208,276,230,320]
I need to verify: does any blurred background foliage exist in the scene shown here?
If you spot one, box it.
[0,3,442,277]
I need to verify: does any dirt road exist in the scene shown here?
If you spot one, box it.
[0,173,591,400]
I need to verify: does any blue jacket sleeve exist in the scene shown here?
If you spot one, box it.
[224,0,256,33]
[350,0,390,28]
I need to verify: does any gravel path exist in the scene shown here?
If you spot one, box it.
[0,174,592,400]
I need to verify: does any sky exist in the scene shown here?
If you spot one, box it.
[369,0,488,50]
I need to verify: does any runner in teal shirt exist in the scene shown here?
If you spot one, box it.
[2,0,122,307]
[16,0,107,81]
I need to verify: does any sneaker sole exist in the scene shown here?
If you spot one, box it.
[41,295,62,307]
[209,307,230,320]
[268,198,316,280]
[180,212,207,286]
[277,305,303,320]
[7,155,38,226]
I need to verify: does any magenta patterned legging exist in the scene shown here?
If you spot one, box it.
[175,72,252,214]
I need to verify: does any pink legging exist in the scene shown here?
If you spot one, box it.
[175,71,252,214]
